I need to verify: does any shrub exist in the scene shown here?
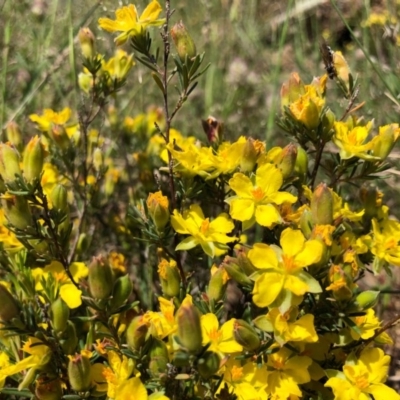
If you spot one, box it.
[0,1,399,399]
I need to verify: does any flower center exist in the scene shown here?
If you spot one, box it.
[282,254,296,273]
[354,372,369,390]
[200,218,210,234]
[231,365,244,381]
[251,187,264,202]
[209,327,222,342]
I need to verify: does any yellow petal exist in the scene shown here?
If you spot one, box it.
[280,228,305,257]
[255,204,281,227]
[229,198,255,221]
[229,173,253,197]
[253,272,284,307]
[248,243,279,269]
[60,283,82,309]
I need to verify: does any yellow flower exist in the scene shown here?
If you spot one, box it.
[114,377,148,400]
[102,50,135,81]
[201,314,243,356]
[220,358,269,400]
[29,107,71,131]
[256,307,318,345]
[370,218,400,271]
[350,309,391,342]
[98,1,165,46]
[333,120,379,160]
[265,347,312,399]
[250,228,323,312]
[102,350,135,398]
[171,204,236,257]
[227,163,297,230]
[288,84,326,130]
[0,209,23,251]
[143,297,176,339]
[325,347,400,400]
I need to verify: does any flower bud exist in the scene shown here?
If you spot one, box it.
[148,338,169,378]
[235,246,256,275]
[0,143,21,183]
[373,124,400,160]
[299,208,313,239]
[198,351,221,379]
[93,147,103,172]
[207,265,228,302]
[233,319,260,351]
[51,297,69,333]
[78,27,96,59]
[1,194,32,230]
[202,116,224,144]
[359,185,380,222]
[280,72,304,109]
[126,316,148,351]
[49,125,70,149]
[222,256,252,286]
[158,258,180,298]
[240,138,259,172]
[60,321,78,355]
[311,183,333,225]
[356,291,380,311]
[176,303,203,354]
[146,191,170,232]
[0,284,19,322]
[50,184,68,211]
[109,274,133,310]
[294,146,308,182]
[320,109,335,141]
[5,122,23,150]
[109,50,135,81]
[35,377,63,400]
[22,136,45,183]
[170,21,197,62]
[67,353,92,392]
[88,256,113,300]
[277,143,297,179]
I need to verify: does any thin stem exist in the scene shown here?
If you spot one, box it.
[160,0,186,286]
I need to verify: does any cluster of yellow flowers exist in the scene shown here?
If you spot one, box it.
[0,1,400,400]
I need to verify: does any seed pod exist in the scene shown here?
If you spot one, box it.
[23,136,45,183]
[88,256,113,300]
[110,274,133,310]
[233,319,260,351]
[176,303,203,354]
[51,297,69,333]
[67,353,91,392]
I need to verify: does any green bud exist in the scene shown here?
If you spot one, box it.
[222,256,252,286]
[311,183,333,225]
[93,148,103,172]
[5,122,23,151]
[207,266,227,302]
[67,353,92,392]
[233,319,260,352]
[1,195,32,230]
[146,191,170,232]
[35,377,63,400]
[88,256,113,300]
[277,143,297,179]
[148,338,169,378]
[356,291,380,310]
[299,208,313,239]
[60,321,78,354]
[235,246,256,276]
[158,258,180,298]
[240,138,259,172]
[170,21,197,62]
[50,184,68,211]
[126,316,148,351]
[176,303,203,354]
[294,146,308,183]
[51,297,69,333]
[0,142,21,183]
[76,233,91,255]
[0,284,19,322]
[49,125,70,149]
[359,185,380,221]
[198,351,221,379]
[110,274,133,310]
[320,109,335,141]
[78,27,96,59]
[280,72,304,110]
[22,136,45,183]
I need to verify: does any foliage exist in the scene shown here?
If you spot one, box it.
[0,1,400,399]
